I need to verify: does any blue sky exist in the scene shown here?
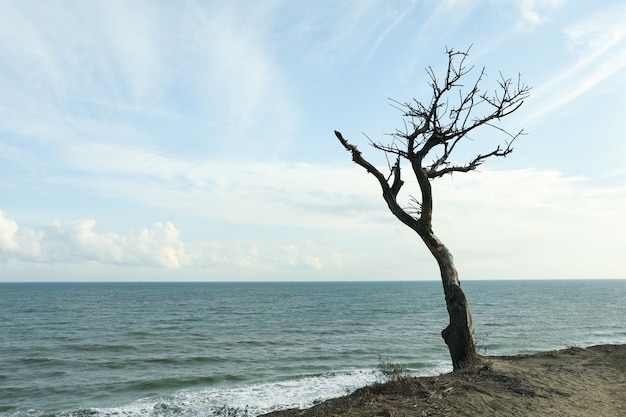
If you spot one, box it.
[1,0,625,282]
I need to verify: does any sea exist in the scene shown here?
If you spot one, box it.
[1,280,625,417]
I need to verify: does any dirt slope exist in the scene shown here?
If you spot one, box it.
[261,344,626,417]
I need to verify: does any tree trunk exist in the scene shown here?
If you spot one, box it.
[441,278,476,370]
[419,229,476,370]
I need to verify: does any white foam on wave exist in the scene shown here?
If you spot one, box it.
[81,369,379,417]
[55,361,452,417]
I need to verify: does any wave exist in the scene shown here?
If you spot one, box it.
[3,369,380,417]
[2,361,452,417]
[86,362,451,417]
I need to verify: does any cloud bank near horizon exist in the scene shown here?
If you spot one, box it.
[2,165,624,280]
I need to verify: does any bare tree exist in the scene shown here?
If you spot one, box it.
[334,48,530,370]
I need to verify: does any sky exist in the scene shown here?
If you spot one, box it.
[1,0,625,282]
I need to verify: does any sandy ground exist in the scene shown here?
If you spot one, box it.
[260,344,626,417]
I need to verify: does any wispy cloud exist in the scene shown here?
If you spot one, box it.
[363,3,418,63]
[0,1,297,153]
[181,2,292,130]
[508,0,565,32]
[523,3,626,124]
[395,0,481,84]
[55,142,383,229]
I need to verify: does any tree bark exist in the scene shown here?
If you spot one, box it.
[419,229,476,370]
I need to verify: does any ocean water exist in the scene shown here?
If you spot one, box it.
[1,280,624,416]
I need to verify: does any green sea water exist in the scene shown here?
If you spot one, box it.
[1,280,624,416]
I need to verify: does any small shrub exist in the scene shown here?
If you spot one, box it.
[475,332,490,355]
[377,354,408,382]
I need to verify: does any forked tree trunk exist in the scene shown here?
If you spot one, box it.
[419,229,476,370]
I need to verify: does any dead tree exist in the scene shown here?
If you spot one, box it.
[335,48,530,369]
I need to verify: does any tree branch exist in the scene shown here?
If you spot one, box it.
[336,47,529,228]
[335,130,417,227]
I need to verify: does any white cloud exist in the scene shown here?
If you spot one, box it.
[0,211,43,259]
[271,242,324,271]
[432,169,626,278]
[0,212,350,274]
[0,212,20,251]
[508,0,564,32]
[0,213,187,268]
[46,219,185,268]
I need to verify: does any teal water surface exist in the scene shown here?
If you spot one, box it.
[1,280,625,416]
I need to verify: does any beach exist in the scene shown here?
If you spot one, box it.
[261,344,626,417]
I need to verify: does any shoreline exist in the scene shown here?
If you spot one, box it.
[260,344,626,417]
